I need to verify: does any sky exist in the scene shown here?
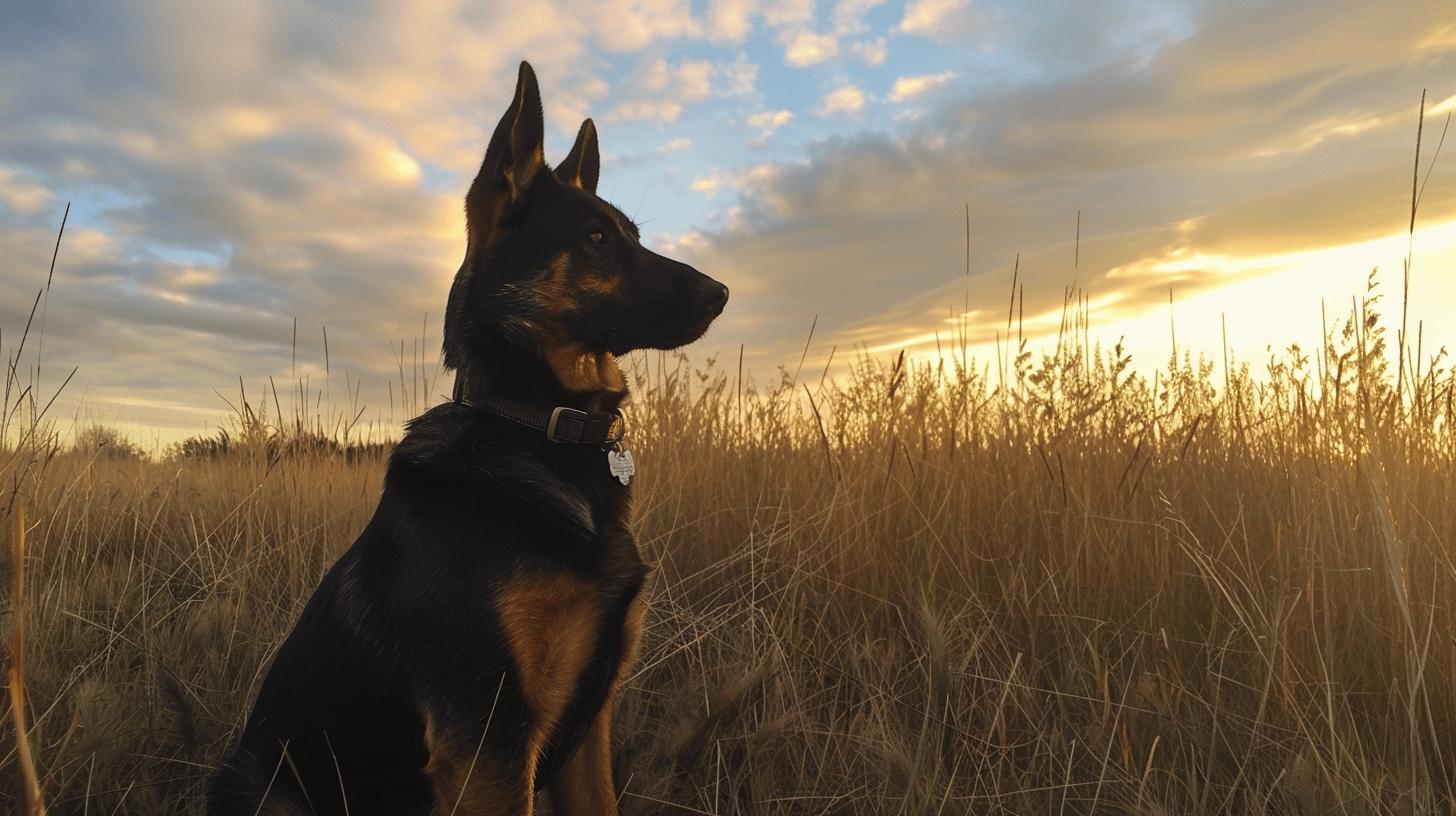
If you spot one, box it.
[1,0,1454,445]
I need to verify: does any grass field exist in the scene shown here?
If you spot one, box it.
[3,271,1455,814]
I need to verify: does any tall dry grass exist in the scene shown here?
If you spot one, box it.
[2,261,1454,813]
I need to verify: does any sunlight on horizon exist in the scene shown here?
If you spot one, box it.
[882,218,1456,384]
[68,216,1456,452]
[3,2,1452,451]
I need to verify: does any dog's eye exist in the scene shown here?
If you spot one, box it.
[588,229,606,243]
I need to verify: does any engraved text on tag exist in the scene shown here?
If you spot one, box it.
[607,449,635,486]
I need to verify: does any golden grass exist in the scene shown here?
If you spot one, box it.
[9,499,47,815]
[2,269,1454,814]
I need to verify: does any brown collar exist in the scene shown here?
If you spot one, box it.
[466,397,626,447]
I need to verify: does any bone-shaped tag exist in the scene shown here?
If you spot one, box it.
[607,449,635,486]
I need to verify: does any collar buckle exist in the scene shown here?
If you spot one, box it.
[545,406,590,443]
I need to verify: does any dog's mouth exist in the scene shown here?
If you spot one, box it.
[604,314,718,354]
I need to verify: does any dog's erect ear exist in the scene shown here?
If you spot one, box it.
[556,118,600,194]
[465,61,546,248]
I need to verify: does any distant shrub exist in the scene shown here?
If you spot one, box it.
[166,427,392,462]
[166,430,233,460]
[72,425,147,461]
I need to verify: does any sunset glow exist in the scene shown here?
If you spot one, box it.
[1,1,1453,446]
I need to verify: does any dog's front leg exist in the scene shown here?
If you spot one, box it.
[549,594,645,816]
[547,701,618,816]
[424,710,536,815]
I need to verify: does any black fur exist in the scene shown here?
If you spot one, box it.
[208,61,726,815]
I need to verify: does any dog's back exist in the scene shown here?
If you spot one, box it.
[207,502,435,814]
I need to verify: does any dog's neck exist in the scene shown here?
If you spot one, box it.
[452,347,627,415]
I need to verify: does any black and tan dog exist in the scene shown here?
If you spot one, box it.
[208,61,728,815]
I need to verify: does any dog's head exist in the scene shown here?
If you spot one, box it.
[443,62,728,396]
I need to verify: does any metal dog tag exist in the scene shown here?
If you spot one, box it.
[607,448,635,485]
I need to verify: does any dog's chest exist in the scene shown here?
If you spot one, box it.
[495,574,606,728]
[494,536,647,736]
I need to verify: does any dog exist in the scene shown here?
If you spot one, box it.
[207,61,728,815]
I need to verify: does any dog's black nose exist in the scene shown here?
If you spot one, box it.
[700,280,729,315]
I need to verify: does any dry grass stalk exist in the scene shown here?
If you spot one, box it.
[8,499,47,816]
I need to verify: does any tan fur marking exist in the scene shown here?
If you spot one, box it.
[574,270,622,297]
[534,252,626,395]
[547,246,620,299]
[545,252,572,286]
[526,248,626,396]
[533,253,571,312]
[423,712,532,815]
[546,344,626,395]
[547,702,618,816]
[547,594,645,816]
[497,574,601,750]
[617,594,646,688]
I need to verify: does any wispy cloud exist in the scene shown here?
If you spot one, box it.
[762,0,814,29]
[608,53,757,123]
[690,163,781,199]
[831,0,889,35]
[749,110,795,130]
[748,109,795,142]
[888,71,955,102]
[1430,91,1456,117]
[692,174,725,196]
[815,85,867,116]
[897,0,989,41]
[851,37,888,66]
[584,0,704,51]
[705,0,759,43]
[784,31,839,67]
[0,167,54,217]
[656,137,693,153]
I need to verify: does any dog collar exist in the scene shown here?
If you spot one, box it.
[467,397,626,447]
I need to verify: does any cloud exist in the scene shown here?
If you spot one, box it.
[671,59,716,100]
[851,37,888,66]
[831,0,889,36]
[748,109,795,143]
[608,54,758,122]
[888,72,956,103]
[690,163,782,199]
[583,0,703,52]
[1249,113,1392,158]
[0,1,624,435]
[815,85,867,116]
[1430,91,1456,117]
[706,0,758,42]
[0,167,53,216]
[749,110,795,130]
[608,100,686,123]
[669,0,1456,369]
[656,137,693,153]
[784,31,839,67]
[691,174,725,196]
[717,52,760,95]
[897,0,989,41]
[762,0,814,29]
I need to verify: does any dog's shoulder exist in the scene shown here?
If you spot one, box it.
[389,400,479,470]
[387,401,598,536]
